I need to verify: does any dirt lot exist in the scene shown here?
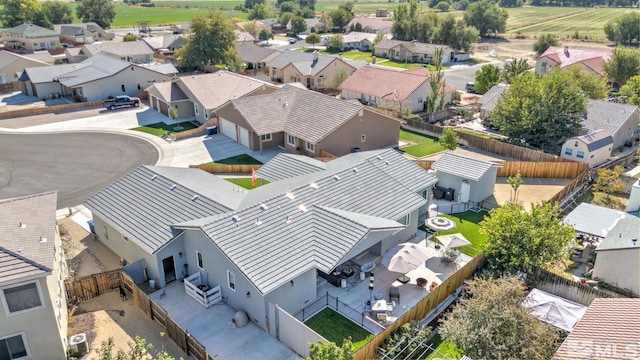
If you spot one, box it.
[60,217,187,359]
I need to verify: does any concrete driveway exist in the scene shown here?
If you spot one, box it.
[0,132,158,208]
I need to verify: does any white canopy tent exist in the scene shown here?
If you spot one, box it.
[522,288,588,332]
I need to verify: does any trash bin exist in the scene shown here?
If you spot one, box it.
[87,220,95,234]
[206,126,217,135]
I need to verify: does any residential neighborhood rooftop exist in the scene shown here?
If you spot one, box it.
[82,40,154,58]
[256,153,327,182]
[236,44,280,65]
[563,203,626,238]
[596,213,640,251]
[340,65,430,101]
[432,152,499,181]
[583,99,639,137]
[1,22,58,37]
[0,192,57,283]
[570,129,613,152]
[540,46,611,75]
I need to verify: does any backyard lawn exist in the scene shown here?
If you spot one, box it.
[203,154,262,165]
[131,122,198,137]
[423,334,463,360]
[432,210,490,257]
[223,177,268,189]
[398,129,445,158]
[304,308,374,350]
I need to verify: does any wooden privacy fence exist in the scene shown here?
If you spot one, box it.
[413,160,588,179]
[120,272,210,360]
[64,268,123,303]
[175,117,218,140]
[527,267,618,306]
[189,164,261,173]
[0,100,102,119]
[548,165,590,206]
[352,254,485,360]
[319,149,337,159]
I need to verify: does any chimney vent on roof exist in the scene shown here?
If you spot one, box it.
[285,216,293,224]
[170,184,177,190]
[232,215,240,223]
[633,238,638,246]
[564,46,569,57]
[334,175,341,181]
[376,156,382,160]
[299,204,307,213]
[286,192,295,200]
[191,194,198,201]
[39,237,47,243]
[385,160,390,165]
[309,182,319,189]
[255,218,262,226]
[353,167,358,173]
[260,203,269,210]
[19,222,26,228]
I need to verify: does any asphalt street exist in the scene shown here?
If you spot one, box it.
[443,60,503,91]
[0,132,158,208]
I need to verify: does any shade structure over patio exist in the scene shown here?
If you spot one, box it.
[437,233,471,248]
[382,243,431,283]
[425,216,456,231]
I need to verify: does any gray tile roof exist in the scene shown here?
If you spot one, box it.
[2,23,58,38]
[571,129,613,151]
[56,53,131,87]
[142,35,184,50]
[229,85,363,143]
[0,51,50,72]
[0,192,57,283]
[374,39,406,50]
[478,83,508,113]
[256,153,327,182]
[148,81,188,102]
[20,62,91,83]
[141,63,178,75]
[237,44,280,64]
[400,41,450,55]
[431,152,497,181]
[595,213,640,251]
[188,148,435,294]
[267,50,349,76]
[82,41,153,57]
[583,99,639,137]
[84,166,238,254]
[563,203,626,238]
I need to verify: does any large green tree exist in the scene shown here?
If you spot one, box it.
[248,2,268,20]
[619,74,640,106]
[501,58,530,84]
[463,0,508,37]
[328,6,353,30]
[604,11,640,45]
[432,14,479,53]
[0,0,46,28]
[490,70,587,144]
[564,66,607,99]
[533,33,558,56]
[603,47,640,88]
[440,276,562,360]
[306,339,353,360]
[42,1,73,25]
[480,202,575,274]
[306,32,320,48]
[290,15,307,35]
[96,336,177,360]
[474,64,500,94]
[244,0,265,9]
[177,11,237,69]
[439,127,458,151]
[76,0,115,29]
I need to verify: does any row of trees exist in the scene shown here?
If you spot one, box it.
[530,0,637,7]
[604,11,640,45]
[0,0,115,29]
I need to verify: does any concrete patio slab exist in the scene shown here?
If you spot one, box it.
[148,281,297,360]
[201,134,282,163]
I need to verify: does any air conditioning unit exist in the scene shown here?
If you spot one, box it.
[69,333,88,355]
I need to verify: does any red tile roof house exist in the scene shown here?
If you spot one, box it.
[553,298,640,360]
[215,84,401,156]
[340,66,454,113]
[535,46,611,78]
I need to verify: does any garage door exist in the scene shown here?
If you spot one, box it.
[220,118,237,141]
[239,127,250,148]
[159,101,168,116]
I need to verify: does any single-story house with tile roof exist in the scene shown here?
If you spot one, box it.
[236,45,281,70]
[582,100,639,150]
[84,149,437,334]
[536,46,611,78]
[553,298,640,360]
[267,50,364,90]
[215,84,401,156]
[54,22,114,44]
[561,129,613,166]
[0,50,50,91]
[591,213,640,295]
[431,152,501,203]
[0,23,60,52]
[340,65,454,113]
[234,29,255,45]
[20,53,177,101]
[78,41,154,64]
[563,202,626,239]
[373,39,453,65]
[146,70,277,123]
[0,192,69,360]
[339,32,384,51]
[477,83,508,119]
[346,17,393,34]
[142,35,185,53]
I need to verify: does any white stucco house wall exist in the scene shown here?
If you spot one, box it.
[561,129,613,166]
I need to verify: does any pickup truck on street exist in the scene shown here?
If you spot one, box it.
[103,95,140,110]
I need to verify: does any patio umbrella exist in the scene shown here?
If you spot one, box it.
[381,243,431,283]
[425,217,456,232]
[437,233,471,248]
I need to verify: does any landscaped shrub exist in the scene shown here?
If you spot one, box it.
[378,322,433,359]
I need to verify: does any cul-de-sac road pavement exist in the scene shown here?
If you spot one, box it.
[0,132,158,208]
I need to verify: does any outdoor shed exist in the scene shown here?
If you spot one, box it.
[431,152,501,203]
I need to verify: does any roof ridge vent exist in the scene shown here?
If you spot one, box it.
[170,184,177,190]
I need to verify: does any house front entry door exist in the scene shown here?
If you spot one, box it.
[162,256,176,283]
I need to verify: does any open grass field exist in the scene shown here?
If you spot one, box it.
[505,6,587,31]
[304,308,375,350]
[506,7,636,39]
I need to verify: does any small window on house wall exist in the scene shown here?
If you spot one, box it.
[261,134,272,142]
[227,270,236,291]
[196,251,204,270]
[361,134,366,142]
[306,142,314,152]
[287,134,295,146]
[0,333,29,359]
[564,148,573,156]
[121,85,125,92]
[577,151,585,159]
[137,83,141,91]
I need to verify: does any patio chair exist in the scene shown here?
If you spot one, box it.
[387,300,396,314]
[389,287,400,303]
[377,312,387,322]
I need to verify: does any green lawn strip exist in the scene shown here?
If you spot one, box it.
[455,128,503,140]
[423,334,464,360]
[203,154,263,165]
[433,211,490,257]
[398,129,445,157]
[131,122,198,136]
[304,307,374,351]
[223,177,268,189]
[339,50,373,62]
